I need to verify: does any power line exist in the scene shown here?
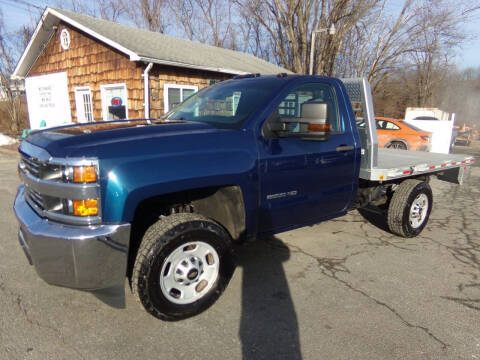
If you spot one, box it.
[1,0,43,10]
[0,2,33,18]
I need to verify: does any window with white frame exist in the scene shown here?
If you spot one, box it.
[74,86,94,123]
[164,84,198,113]
[100,83,128,121]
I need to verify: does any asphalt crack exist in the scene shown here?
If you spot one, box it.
[283,242,450,350]
[1,283,86,360]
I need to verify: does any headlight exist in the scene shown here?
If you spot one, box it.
[72,165,97,183]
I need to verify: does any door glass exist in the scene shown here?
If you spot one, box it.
[102,85,127,121]
[384,121,400,130]
[275,82,341,133]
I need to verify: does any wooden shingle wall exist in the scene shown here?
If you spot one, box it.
[28,22,233,122]
[29,23,144,122]
[148,66,229,119]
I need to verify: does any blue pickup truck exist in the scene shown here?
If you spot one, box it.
[14,75,475,320]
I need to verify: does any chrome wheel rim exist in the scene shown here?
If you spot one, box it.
[160,241,220,305]
[409,193,429,229]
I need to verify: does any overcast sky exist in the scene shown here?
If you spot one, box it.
[1,0,479,70]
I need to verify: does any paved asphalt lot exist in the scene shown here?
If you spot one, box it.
[0,146,479,360]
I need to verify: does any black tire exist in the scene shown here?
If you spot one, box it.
[132,213,235,320]
[386,141,407,150]
[387,179,433,237]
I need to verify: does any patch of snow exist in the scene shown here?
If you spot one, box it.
[0,133,18,146]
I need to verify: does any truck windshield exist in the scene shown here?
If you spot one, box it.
[159,78,285,129]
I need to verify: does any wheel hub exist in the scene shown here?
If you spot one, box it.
[409,193,429,229]
[174,256,203,285]
[160,241,220,305]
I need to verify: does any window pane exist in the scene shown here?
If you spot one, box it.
[384,121,400,130]
[274,82,341,133]
[182,88,195,101]
[168,88,181,110]
[82,93,93,122]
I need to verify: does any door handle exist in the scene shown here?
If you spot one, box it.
[336,145,354,152]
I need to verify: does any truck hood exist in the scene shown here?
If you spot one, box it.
[23,120,227,158]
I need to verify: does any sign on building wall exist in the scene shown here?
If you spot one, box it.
[25,72,72,129]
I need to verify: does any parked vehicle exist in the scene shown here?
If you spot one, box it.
[14,75,475,321]
[454,124,473,146]
[404,107,455,154]
[358,117,431,151]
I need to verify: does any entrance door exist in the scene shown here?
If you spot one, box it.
[74,87,94,123]
[100,83,128,121]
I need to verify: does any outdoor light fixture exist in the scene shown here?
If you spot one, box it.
[309,24,336,75]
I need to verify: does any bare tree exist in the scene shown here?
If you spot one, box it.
[408,1,469,106]
[119,0,168,32]
[234,0,380,75]
[337,0,420,87]
[98,0,126,22]
[167,0,237,48]
[236,6,273,59]
[0,11,26,133]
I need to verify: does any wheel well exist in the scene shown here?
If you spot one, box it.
[386,139,408,149]
[127,186,246,279]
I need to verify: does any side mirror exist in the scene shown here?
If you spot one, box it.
[278,102,331,141]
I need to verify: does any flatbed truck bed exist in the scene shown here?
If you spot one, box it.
[360,148,475,181]
[342,78,475,183]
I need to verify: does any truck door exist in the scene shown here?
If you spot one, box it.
[258,81,358,233]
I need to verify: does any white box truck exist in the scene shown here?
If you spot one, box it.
[404,107,455,154]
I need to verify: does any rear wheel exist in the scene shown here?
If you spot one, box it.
[132,213,235,320]
[386,141,407,150]
[387,179,433,237]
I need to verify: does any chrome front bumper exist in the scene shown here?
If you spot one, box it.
[14,186,131,290]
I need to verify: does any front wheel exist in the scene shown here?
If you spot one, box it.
[132,213,235,320]
[387,179,433,237]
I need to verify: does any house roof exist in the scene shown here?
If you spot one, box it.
[13,7,290,78]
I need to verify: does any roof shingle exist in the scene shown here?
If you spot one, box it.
[56,8,290,75]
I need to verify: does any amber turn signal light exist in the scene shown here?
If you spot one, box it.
[308,123,331,132]
[73,166,97,183]
[73,199,98,216]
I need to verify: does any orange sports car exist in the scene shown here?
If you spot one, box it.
[375,117,432,151]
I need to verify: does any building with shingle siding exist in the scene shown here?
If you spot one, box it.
[13,8,289,129]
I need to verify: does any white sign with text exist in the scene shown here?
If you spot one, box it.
[25,72,72,129]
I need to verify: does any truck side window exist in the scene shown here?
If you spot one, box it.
[275,82,342,134]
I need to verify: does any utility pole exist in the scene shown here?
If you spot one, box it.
[309,24,336,75]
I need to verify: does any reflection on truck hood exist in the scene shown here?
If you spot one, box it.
[24,120,225,158]
[50,119,185,135]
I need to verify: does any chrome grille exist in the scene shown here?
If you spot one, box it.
[22,156,41,177]
[26,187,45,211]
[21,155,64,182]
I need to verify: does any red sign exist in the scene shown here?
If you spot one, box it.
[111,97,122,107]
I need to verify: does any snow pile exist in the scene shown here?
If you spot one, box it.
[0,133,18,146]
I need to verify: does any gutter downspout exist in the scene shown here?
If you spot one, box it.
[143,62,153,123]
